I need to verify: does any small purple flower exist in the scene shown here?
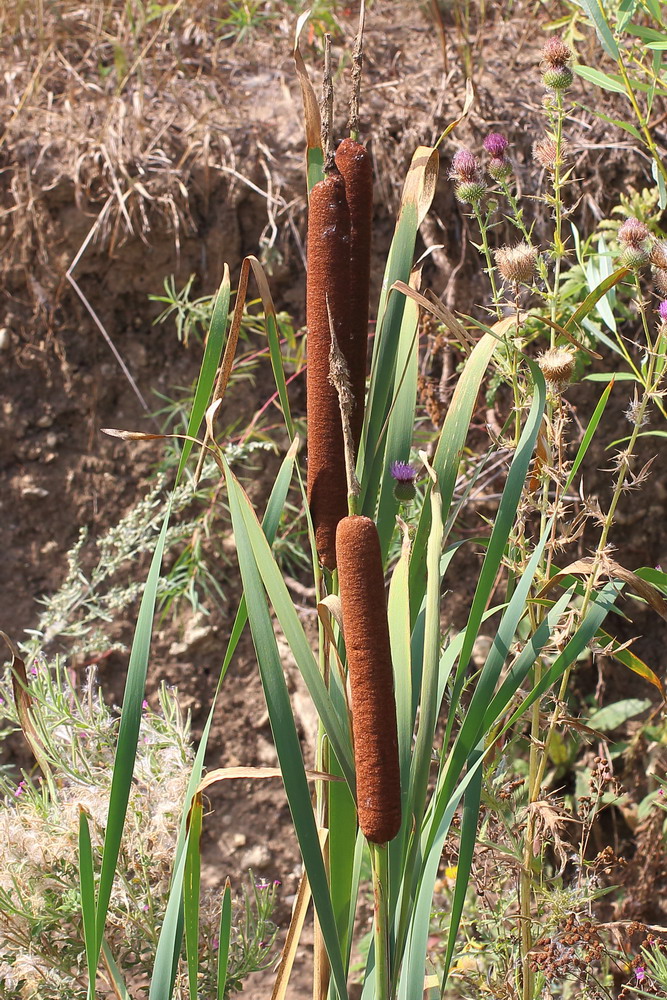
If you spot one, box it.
[450,148,479,182]
[390,461,417,483]
[483,133,508,157]
[635,966,646,983]
[658,300,667,322]
[273,879,281,886]
[15,780,27,797]
[142,699,149,710]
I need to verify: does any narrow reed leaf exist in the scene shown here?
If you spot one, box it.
[95,510,172,962]
[149,829,191,1000]
[225,461,355,787]
[360,147,439,508]
[78,808,97,1000]
[374,276,420,559]
[224,458,349,1000]
[270,866,313,1000]
[184,795,204,1000]
[388,521,413,801]
[565,267,630,330]
[178,266,230,481]
[101,940,131,1000]
[409,332,498,618]
[434,78,475,146]
[217,882,232,1000]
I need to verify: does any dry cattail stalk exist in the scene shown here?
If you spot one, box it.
[306,170,351,570]
[336,514,401,844]
[335,137,372,451]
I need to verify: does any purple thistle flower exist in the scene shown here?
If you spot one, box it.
[450,148,479,182]
[658,300,667,322]
[483,133,509,157]
[390,461,417,483]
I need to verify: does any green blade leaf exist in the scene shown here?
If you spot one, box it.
[575,0,619,58]
[149,829,191,1000]
[217,882,233,1000]
[184,795,204,1000]
[78,808,97,1000]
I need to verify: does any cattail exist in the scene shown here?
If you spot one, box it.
[306,170,352,570]
[336,515,401,844]
[335,137,373,452]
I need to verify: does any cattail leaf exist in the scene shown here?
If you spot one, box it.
[184,794,203,1000]
[224,457,349,1000]
[408,331,499,617]
[148,823,191,1000]
[388,521,413,802]
[245,255,295,439]
[327,751,358,967]
[359,147,439,513]
[270,860,314,1000]
[225,461,354,787]
[374,273,421,560]
[216,881,232,1000]
[293,10,324,193]
[78,808,97,999]
[179,266,230,481]
[100,940,131,999]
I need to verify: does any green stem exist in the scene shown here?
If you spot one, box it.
[370,842,390,1000]
[472,202,502,318]
[617,52,667,188]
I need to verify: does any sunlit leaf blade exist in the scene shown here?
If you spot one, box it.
[78,808,97,1000]
[177,267,230,481]
[596,627,664,695]
[565,268,630,331]
[149,829,191,1000]
[217,882,232,1000]
[184,795,204,1000]
[224,458,349,1000]
[574,2,619,59]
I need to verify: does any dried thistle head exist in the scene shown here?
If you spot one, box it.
[655,267,667,296]
[618,217,650,247]
[650,240,667,269]
[494,242,538,284]
[542,37,572,68]
[539,347,576,393]
[533,136,568,171]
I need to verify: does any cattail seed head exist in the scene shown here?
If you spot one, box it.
[488,156,512,182]
[306,170,351,570]
[542,65,574,91]
[618,217,650,247]
[542,37,572,68]
[336,515,401,844]
[455,180,486,205]
[450,148,480,182]
[483,133,509,157]
[538,346,575,392]
[494,242,538,284]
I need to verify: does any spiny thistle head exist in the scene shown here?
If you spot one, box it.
[450,148,480,182]
[483,133,509,158]
[650,241,667,270]
[494,242,538,284]
[455,179,486,205]
[618,217,650,247]
[533,136,568,171]
[659,300,667,323]
[654,266,667,296]
[543,64,574,91]
[391,460,418,503]
[542,37,572,68]
[488,156,512,182]
[538,346,576,393]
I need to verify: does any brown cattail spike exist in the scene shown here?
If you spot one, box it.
[306,170,351,570]
[336,515,401,844]
[335,137,372,452]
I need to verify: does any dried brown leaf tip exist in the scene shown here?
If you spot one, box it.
[336,514,401,845]
[494,242,538,284]
[538,347,576,393]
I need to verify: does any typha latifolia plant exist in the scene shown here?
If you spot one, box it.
[4,4,667,1000]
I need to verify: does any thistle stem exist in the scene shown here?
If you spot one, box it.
[472,202,502,318]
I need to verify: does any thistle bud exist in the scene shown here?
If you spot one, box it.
[494,242,538,284]
[542,65,574,91]
[390,461,417,503]
[653,267,667,296]
[538,347,575,393]
[620,244,650,271]
[650,241,667,270]
[455,180,486,205]
[488,156,512,182]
